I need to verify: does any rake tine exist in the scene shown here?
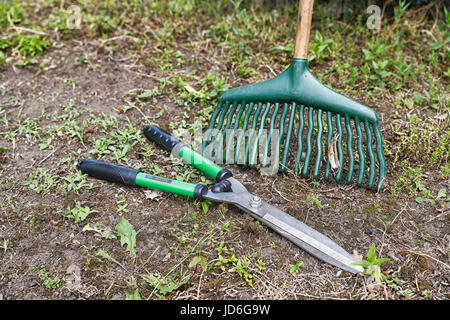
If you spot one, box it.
[277,103,290,149]
[202,100,223,155]
[249,102,271,168]
[281,102,297,173]
[262,102,280,168]
[313,109,323,179]
[302,107,314,177]
[235,102,255,164]
[345,114,354,184]
[294,105,305,175]
[218,101,239,163]
[206,101,232,159]
[335,114,344,182]
[324,111,333,180]
[364,120,376,188]
[245,102,263,166]
[225,101,247,163]
[207,100,223,131]
[374,124,386,191]
[355,117,365,186]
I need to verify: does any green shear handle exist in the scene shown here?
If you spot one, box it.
[77,159,207,199]
[143,125,232,182]
[77,126,233,199]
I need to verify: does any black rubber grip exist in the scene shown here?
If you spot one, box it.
[193,184,208,199]
[77,159,139,186]
[216,168,232,182]
[143,125,181,152]
[211,179,232,193]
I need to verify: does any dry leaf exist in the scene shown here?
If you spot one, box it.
[328,133,340,170]
[435,112,448,121]
[144,190,161,201]
[327,193,344,200]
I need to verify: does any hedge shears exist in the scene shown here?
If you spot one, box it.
[77,125,363,274]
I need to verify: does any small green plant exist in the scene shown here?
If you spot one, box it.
[394,0,412,24]
[199,200,213,219]
[17,118,41,142]
[115,217,137,261]
[415,187,448,206]
[12,35,50,57]
[116,195,129,215]
[189,254,208,271]
[37,267,60,289]
[256,259,265,271]
[390,162,425,197]
[61,170,93,194]
[228,254,253,286]
[0,0,22,26]
[125,276,142,300]
[307,194,323,209]
[214,241,254,286]
[440,163,450,179]
[142,272,190,297]
[22,168,59,194]
[311,180,320,188]
[96,249,121,265]
[386,267,415,298]
[289,260,304,276]
[62,202,98,223]
[353,243,390,284]
[308,30,334,64]
[1,239,10,252]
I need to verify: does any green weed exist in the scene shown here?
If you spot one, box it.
[17,118,41,143]
[115,217,137,261]
[308,30,334,64]
[117,195,129,215]
[12,35,50,57]
[0,0,22,26]
[289,260,304,276]
[214,241,254,286]
[125,276,142,300]
[61,202,98,223]
[307,194,323,210]
[22,168,58,195]
[60,169,93,194]
[142,272,190,297]
[353,243,390,284]
[36,266,60,290]
[386,267,415,298]
[1,239,10,253]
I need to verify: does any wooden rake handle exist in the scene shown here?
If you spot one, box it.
[293,0,314,59]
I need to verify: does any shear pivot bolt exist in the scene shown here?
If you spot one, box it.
[250,196,262,208]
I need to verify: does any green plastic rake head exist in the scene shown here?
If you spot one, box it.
[202,0,386,191]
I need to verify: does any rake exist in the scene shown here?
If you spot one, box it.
[201,0,386,191]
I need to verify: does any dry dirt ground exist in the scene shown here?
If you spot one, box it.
[0,1,449,301]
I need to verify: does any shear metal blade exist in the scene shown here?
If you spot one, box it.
[204,178,363,274]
